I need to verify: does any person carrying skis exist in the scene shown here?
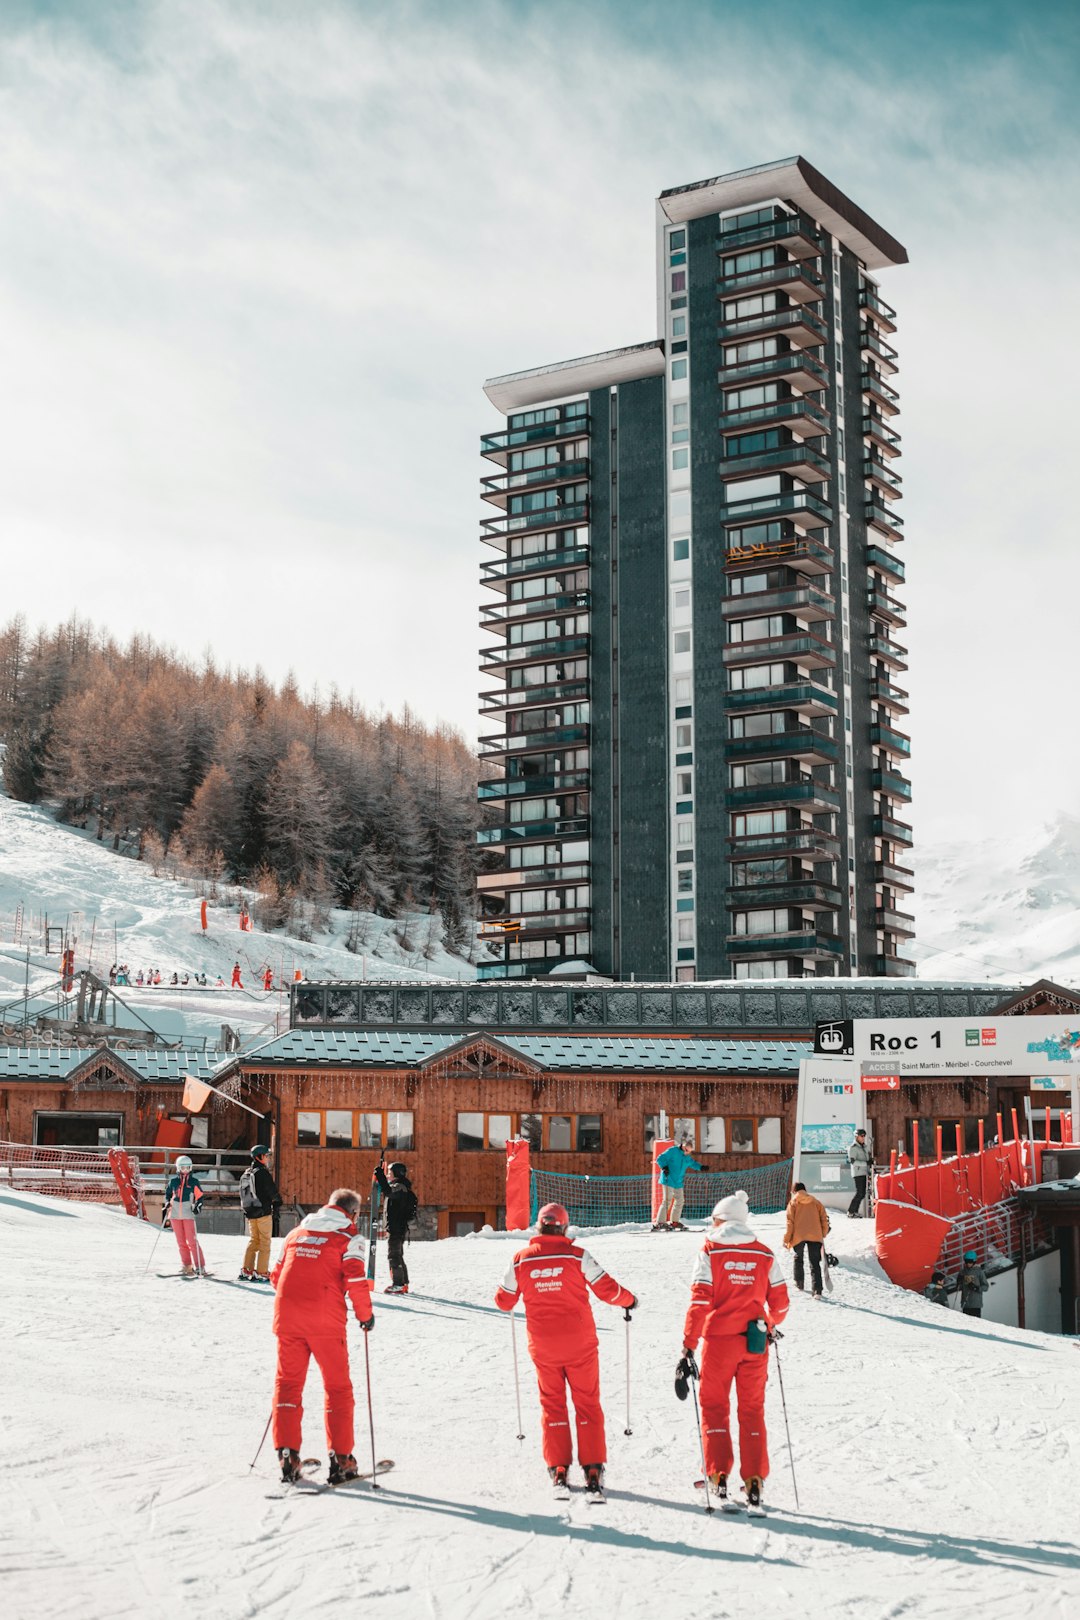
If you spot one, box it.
[679,1189,789,1512]
[495,1202,637,1500]
[239,1144,281,1281]
[654,1138,704,1231]
[847,1128,871,1217]
[271,1186,374,1485]
[924,1270,950,1307]
[956,1250,989,1317]
[162,1154,207,1277]
[373,1158,418,1294]
[783,1181,830,1298]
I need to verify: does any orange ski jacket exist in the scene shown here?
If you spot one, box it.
[683,1221,789,1347]
[495,1233,634,1361]
[271,1206,374,1334]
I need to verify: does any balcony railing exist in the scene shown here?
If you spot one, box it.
[726,680,838,716]
[873,815,913,846]
[727,929,844,958]
[867,588,906,626]
[864,457,902,496]
[718,397,831,437]
[720,488,833,530]
[725,727,838,763]
[721,584,834,621]
[862,414,902,455]
[727,779,840,811]
[721,442,830,483]
[859,285,897,332]
[725,880,844,911]
[481,545,590,586]
[724,630,836,670]
[481,459,590,509]
[868,632,908,667]
[717,212,822,257]
[719,306,827,351]
[480,678,590,714]
[874,861,915,890]
[725,534,834,576]
[872,954,916,977]
[720,351,828,392]
[480,415,591,465]
[866,499,905,538]
[717,260,824,304]
[479,724,589,759]
[860,370,900,414]
[875,906,915,934]
[870,723,911,756]
[481,592,589,630]
[477,817,590,845]
[478,772,589,800]
[872,768,912,801]
[481,501,588,540]
[866,545,905,581]
[728,827,841,859]
[859,327,899,375]
[480,634,590,670]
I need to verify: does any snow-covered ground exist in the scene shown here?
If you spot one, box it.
[4,1190,1079,1620]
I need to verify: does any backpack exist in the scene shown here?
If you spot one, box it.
[401,1187,419,1225]
[239,1167,262,1216]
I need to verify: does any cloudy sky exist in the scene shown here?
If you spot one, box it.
[3,0,1078,858]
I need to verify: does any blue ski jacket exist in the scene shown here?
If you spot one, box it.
[657,1145,703,1188]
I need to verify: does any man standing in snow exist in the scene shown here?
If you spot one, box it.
[495,1202,637,1499]
[231,961,243,989]
[956,1251,989,1317]
[271,1186,374,1484]
[679,1189,789,1512]
[847,1128,871,1217]
[654,1138,704,1231]
[162,1154,207,1277]
[373,1158,418,1294]
[239,1145,281,1281]
[783,1181,830,1298]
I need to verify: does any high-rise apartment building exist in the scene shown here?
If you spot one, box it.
[477,157,912,983]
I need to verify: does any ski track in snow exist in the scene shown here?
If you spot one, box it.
[3,1196,1080,1620]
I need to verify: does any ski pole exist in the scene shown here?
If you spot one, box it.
[510,1312,525,1440]
[363,1330,380,1489]
[770,1330,799,1511]
[142,1221,165,1277]
[686,1354,714,1516]
[248,1412,272,1473]
[623,1307,633,1436]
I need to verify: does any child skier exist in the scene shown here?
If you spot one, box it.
[162,1154,207,1277]
[495,1202,637,1500]
[923,1270,950,1306]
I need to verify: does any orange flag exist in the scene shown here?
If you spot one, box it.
[182,1076,214,1113]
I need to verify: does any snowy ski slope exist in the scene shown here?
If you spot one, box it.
[3,1190,1079,1620]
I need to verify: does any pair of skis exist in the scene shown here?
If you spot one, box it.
[551,1475,605,1505]
[267,1458,394,1498]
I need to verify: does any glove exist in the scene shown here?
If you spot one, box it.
[674,1350,698,1401]
[161,1211,171,1229]
[624,1296,638,1316]
[360,1318,374,1333]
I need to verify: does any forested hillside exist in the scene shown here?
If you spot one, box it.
[0,616,482,950]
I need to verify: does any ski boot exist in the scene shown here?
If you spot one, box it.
[583,1464,606,1501]
[383,1283,409,1294]
[180,1265,196,1277]
[328,1453,359,1486]
[238,1268,255,1281]
[707,1471,728,1501]
[253,1273,272,1283]
[549,1465,570,1499]
[650,1222,668,1233]
[744,1476,765,1516]
[278,1448,302,1484]
[669,1221,688,1232]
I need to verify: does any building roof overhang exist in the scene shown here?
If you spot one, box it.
[658,155,907,271]
[483,341,665,415]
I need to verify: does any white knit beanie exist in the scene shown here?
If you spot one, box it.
[712,1189,750,1223]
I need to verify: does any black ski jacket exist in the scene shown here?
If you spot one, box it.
[374,1165,417,1235]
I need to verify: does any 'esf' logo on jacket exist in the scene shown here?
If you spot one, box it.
[530,1264,565,1291]
[530,1266,564,1279]
[723,1259,757,1284]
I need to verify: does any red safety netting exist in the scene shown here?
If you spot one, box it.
[0,1140,143,1216]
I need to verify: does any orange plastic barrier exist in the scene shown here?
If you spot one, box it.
[107,1148,143,1218]
[505,1137,531,1231]
[651,1139,674,1221]
[874,1199,952,1292]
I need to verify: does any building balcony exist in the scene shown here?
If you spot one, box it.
[478,772,589,801]
[479,724,589,761]
[721,584,834,622]
[870,723,911,756]
[867,588,906,627]
[726,880,844,912]
[489,909,593,937]
[477,860,590,898]
[728,827,841,861]
[875,906,916,936]
[477,817,590,846]
[717,260,825,305]
[864,458,902,499]
[874,861,915,891]
[720,488,833,531]
[862,414,902,457]
[866,500,905,539]
[718,396,831,439]
[481,459,590,511]
[868,632,908,669]
[717,211,822,258]
[726,680,837,718]
[873,815,913,846]
[719,306,827,352]
[859,327,899,376]
[480,676,590,715]
[481,501,588,543]
[481,544,590,586]
[480,634,590,673]
[481,592,589,632]
[480,415,591,466]
[724,630,836,671]
[872,954,916,978]
[725,534,834,576]
[726,929,844,961]
[720,350,828,395]
[726,728,838,765]
[866,545,905,582]
[727,779,840,812]
[859,286,898,334]
[860,370,900,416]
[872,768,912,802]
[721,442,830,484]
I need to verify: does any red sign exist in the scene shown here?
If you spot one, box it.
[862,1075,900,1091]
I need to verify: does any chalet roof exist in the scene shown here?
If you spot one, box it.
[0,1046,228,1084]
[238,1028,810,1075]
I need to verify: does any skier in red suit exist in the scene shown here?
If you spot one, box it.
[270,1188,374,1485]
[495,1202,637,1496]
[231,962,243,989]
[681,1189,789,1510]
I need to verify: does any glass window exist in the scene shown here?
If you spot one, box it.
[676,724,692,747]
[548,1115,573,1152]
[677,821,694,846]
[520,1113,542,1151]
[673,402,689,426]
[457,1112,485,1152]
[357,1112,383,1149]
[758,1117,782,1154]
[325,1110,353,1150]
[673,1117,697,1148]
[644,1113,661,1151]
[577,1115,602,1151]
[678,867,694,892]
[387,1111,414,1151]
[674,631,691,653]
[700,1117,725,1153]
[297,1111,321,1148]
[672,315,686,338]
[673,539,690,561]
[677,917,694,940]
[730,1118,755,1153]
[677,770,692,794]
[670,229,686,250]
[671,359,688,380]
[671,271,686,293]
[672,448,689,470]
[488,1114,513,1151]
[674,590,690,610]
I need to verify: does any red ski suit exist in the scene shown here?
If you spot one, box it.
[496,1234,634,1469]
[683,1222,789,1485]
[270,1207,374,1456]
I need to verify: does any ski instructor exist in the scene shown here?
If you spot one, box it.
[679,1189,789,1511]
[270,1186,374,1485]
[495,1202,637,1499]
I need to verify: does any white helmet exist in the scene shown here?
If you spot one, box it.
[176,1154,193,1171]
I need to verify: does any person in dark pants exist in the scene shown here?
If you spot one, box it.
[783,1182,830,1298]
[374,1159,418,1294]
[847,1129,871,1217]
[957,1251,989,1317]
